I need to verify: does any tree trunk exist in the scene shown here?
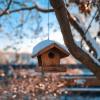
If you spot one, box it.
[50,0,100,79]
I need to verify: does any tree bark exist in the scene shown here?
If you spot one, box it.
[50,0,100,79]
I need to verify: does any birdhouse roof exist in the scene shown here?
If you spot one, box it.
[32,40,69,58]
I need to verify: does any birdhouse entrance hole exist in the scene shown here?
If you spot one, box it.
[48,51,55,59]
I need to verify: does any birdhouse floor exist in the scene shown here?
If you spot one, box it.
[35,65,67,72]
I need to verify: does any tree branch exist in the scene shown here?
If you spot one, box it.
[50,0,100,79]
[66,10,98,59]
[0,3,53,17]
[0,0,12,17]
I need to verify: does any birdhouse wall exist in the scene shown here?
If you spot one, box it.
[41,50,60,66]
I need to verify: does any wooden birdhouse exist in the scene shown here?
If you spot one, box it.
[32,40,70,72]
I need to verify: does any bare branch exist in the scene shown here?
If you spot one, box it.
[0,3,53,17]
[66,10,98,59]
[12,1,27,7]
[0,0,12,17]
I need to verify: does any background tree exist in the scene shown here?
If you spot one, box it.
[0,0,100,78]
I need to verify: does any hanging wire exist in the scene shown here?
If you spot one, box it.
[48,0,50,40]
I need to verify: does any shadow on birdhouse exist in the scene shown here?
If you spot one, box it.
[32,40,70,72]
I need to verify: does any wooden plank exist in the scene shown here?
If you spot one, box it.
[39,64,90,69]
[35,66,67,72]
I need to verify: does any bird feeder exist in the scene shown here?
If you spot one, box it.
[32,40,70,72]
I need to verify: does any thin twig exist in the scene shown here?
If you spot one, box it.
[84,10,98,35]
[0,0,12,17]
[0,3,53,17]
